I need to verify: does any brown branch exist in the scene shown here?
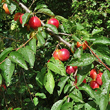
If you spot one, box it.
[29,0,36,9]
[17,2,110,71]
[84,42,110,71]
[0,37,33,65]
[19,2,72,48]
[16,37,33,51]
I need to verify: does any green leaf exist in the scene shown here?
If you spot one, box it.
[0,59,15,86]
[73,89,83,100]
[37,8,55,17]
[61,102,73,110]
[29,38,37,54]
[93,37,110,45]
[57,76,69,96]
[36,32,45,46]
[74,48,83,58]
[69,53,95,66]
[69,93,84,103]
[9,51,28,70]
[35,68,46,88]
[41,30,47,38]
[34,4,48,11]
[72,35,80,42]
[35,93,46,99]
[44,24,58,34]
[74,104,84,110]
[22,0,27,3]
[77,65,91,86]
[55,15,68,22]
[98,70,110,110]
[84,101,96,110]
[0,47,13,62]
[18,46,35,68]
[47,58,66,76]
[9,3,16,14]
[33,97,39,106]
[79,84,95,100]
[44,70,55,94]
[71,42,75,53]
[92,28,103,35]
[76,23,84,30]
[64,84,71,94]
[51,100,64,110]
[0,38,4,51]
[91,48,110,66]
[22,13,30,27]
[0,74,2,85]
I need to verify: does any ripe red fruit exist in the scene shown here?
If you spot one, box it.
[76,41,88,50]
[14,12,22,21]
[76,42,82,48]
[29,16,41,29]
[82,41,88,50]
[96,72,103,86]
[8,107,13,110]
[58,48,70,61]
[19,13,24,24]
[66,66,77,75]
[0,84,6,91]
[83,79,86,83]
[47,18,59,28]
[3,3,10,14]
[90,80,99,89]
[53,49,60,60]
[90,69,97,80]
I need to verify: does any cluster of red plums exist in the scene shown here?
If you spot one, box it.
[14,12,59,30]
[76,41,88,50]
[52,48,87,84]
[52,46,103,89]
[90,68,103,89]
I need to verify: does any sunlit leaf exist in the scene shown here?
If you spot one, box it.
[0,47,13,62]
[9,51,28,70]
[0,59,15,86]
[51,100,64,110]
[37,8,55,16]
[47,57,66,76]
[44,70,55,94]
[44,24,58,34]
[36,32,45,46]
[33,97,39,106]
[18,46,35,68]
[69,53,95,66]
[69,92,84,103]
[57,76,69,96]
[35,93,46,99]
[93,37,110,45]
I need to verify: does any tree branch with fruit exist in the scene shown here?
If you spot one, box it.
[1,0,110,109]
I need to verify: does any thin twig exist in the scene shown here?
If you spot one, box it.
[84,42,110,71]
[16,37,33,51]
[29,0,36,9]
[0,37,33,65]
[0,35,19,41]
[58,32,72,36]
[19,2,72,48]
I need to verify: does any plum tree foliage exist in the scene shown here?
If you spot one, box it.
[0,0,110,110]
